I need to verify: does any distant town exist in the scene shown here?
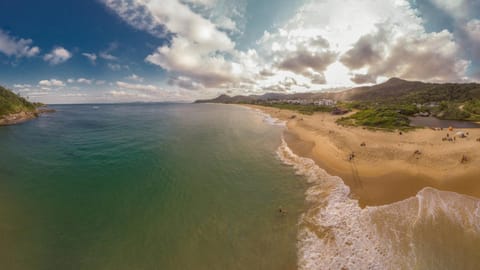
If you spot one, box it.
[266,98,337,107]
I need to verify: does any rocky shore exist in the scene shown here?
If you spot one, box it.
[0,108,55,126]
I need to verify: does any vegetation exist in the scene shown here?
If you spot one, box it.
[432,102,470,120]
[462,99,480,121]
[196,78,480,130]
[337,108,412,131]
[262,103,333,115]
[0,85,36,117]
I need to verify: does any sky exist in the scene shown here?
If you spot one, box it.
[0,0,479,104]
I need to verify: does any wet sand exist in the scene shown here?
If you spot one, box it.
[245,105,480,207]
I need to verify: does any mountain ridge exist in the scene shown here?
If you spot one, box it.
[195,78,480,104]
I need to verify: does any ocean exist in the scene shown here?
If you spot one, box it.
[1,103,479,270]
[0,104,305,270]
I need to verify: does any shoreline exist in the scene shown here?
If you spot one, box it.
[0,108,55,126]
[245,104,480,207]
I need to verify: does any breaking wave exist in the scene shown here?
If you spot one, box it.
[276,138,480,270]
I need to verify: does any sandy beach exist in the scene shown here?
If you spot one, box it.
[246,104,480,207]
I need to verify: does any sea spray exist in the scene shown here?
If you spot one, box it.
[276,138,480,270]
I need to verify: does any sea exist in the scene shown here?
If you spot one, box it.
[0,103,479,270]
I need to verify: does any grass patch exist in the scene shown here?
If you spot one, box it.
[0,85,36,117]
[261,103,334,115]
[337,108,412,131]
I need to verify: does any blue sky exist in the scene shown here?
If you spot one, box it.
[0,0,479,103]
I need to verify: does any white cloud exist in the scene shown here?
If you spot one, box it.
[67,78,93,84]
[104,0,247,89]
[145,36,244,87]
[107,63,129,71]
[102,0,472,98]
[43,47,72,65]
[428,0,478,20]
[271,36,338,84]
[108,90,153,100]
[341,29,469,83]
[183,0,216,7]
[82,52,97,64]
[60,93,88,97]
[77,78,93,84]
[109,90,132,97]
[0,29,40,58]
[465,19,480,44]
[38,79,65,87]
[108,63,121,71]
[13,84,32,88]
[126,73,144,82]
[99,52,118,61]
[257,0,469,85]
[168,76,204,90]
[116,81,159,91]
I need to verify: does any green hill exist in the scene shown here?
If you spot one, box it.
[0,85,37,117]
[335,78,480,103]
[195,78,480,130]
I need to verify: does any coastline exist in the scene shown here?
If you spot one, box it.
[0,108,55,126]
[245,104,480,207]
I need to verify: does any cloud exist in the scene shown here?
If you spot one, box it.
[126,74,144,82]
[108,90,153,100]
[340,29,388,70]
[102,0,168,38]
[145,36,242,88]
[104,0,248,88]
[350,73,377,84]
[428,0,480,20]
[107,63,129,71]
[0,29,40,58]
[465,19,480,44]
[108,90,131,97]
[102,0,473,99]
[13,84,32,88]
[261,76,308,92]
[43,47,72,65]
[82,52,97,64]
[77,78,93,84]
[417,0,480,78]
[183,0,216,7]
[341,28,468,83]
[99,52,117,61]
[277,50,337,80]
[66,78,93,84]
[116,81,159,91]
[38,79,65,87]
[168,76,204,90]
[259,69,275,77]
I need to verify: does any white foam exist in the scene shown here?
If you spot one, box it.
[276,138,480,270]
[276,139,395,269]
[250,108,286,127]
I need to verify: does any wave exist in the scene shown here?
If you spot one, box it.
[251,108,286,127]
[276,138,480,270]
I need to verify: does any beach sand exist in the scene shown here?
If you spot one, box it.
[246,105,480,207]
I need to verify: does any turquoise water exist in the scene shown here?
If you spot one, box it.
[0,104,306,270]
